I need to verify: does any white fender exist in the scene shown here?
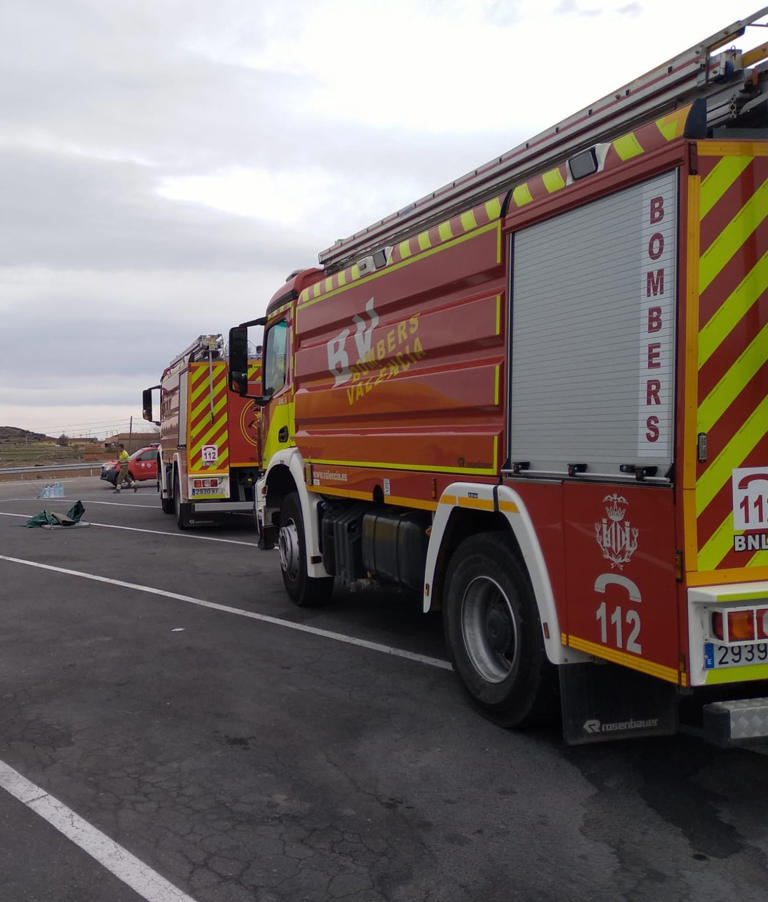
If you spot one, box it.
[424,481,589,666]
[261,448,331,578]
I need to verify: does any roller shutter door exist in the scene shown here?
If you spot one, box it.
[509,170,677,479]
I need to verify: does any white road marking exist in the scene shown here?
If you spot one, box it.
[0,760,197,902]
[0,511,260,546]
[0,554,452,670]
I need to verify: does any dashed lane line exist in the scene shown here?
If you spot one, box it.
[0,553,453,671]
[0,760,198,902]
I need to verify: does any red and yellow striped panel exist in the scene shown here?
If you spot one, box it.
[693,142,768,580]
[299,195,504,306]
[507,103,695,212]
[187,361,229,473]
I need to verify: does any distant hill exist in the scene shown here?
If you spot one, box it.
[0,426,47,443]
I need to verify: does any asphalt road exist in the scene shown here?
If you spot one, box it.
[1,476,768,902]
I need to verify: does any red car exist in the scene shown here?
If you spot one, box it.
[100,445,159,487]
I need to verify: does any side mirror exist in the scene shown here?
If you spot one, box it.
[228,326,249,394]
[228,318,268,400]
[142,386,160,425]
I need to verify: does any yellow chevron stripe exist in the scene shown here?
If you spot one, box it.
[749,547,768,570]
[699,177,768,293]
[189,374,227,407]
[696,394,768,516]
[438,221,453,241]
[698,511,735,571]
[190,420,229,459]
[613,132,644,161]
[189,394,227,440]
[512,183,533,207]
[698,318,768,433]
[190,389,227,428]
[189,362,225,389]
[485,197,502,219]
[700,155,753,219]
[190,404,227,445]
[655,106,690,141]
[699,251,768,367]
[189,446,230,472]
[542,168,565,193]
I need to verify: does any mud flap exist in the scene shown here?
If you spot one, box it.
[560,661,678,744]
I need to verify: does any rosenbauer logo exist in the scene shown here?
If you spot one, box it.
[595,493,638,570]
[583,717,659,736]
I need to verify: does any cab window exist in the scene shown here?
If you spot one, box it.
[264,321,288,395]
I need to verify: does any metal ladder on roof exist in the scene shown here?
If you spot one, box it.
[319,7,768,270]
[168,334,223,368]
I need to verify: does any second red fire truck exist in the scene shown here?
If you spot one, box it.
[143,334,262,529]
[229,10,768,743]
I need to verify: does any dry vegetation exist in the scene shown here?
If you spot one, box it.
[0,426,100,469]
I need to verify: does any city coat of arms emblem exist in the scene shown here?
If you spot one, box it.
[595,493,639,569]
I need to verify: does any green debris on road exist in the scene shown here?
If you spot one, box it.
[24,501,87,528]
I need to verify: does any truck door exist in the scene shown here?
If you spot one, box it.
[508,168,683,684]
[260,314,295,465]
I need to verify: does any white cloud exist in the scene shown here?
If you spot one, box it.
[157,167,337,225]
[0,0,765,438]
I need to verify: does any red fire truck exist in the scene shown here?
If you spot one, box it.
[143,334,262,529]
[229,11,768,743]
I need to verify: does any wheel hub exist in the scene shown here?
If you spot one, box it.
[485,604,513,654]
[278,518,300,582]
[461,575,518,683]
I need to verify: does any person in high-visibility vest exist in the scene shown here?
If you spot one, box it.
[114,444,136,493]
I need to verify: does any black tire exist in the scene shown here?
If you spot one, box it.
[174,470,190,530]
[443,532,555,728]
[278,492,333,607]
[160,470,174,513]
[159,463,174,513]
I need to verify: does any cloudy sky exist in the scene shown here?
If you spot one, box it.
[1,0,763,439]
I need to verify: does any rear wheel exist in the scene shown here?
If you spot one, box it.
[174,470,190,530]
[279,492,333,607]
[160,465,174,514]
[443,532,555,727]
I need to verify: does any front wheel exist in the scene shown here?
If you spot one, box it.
[279,492,333,607]
[443,532,556,728]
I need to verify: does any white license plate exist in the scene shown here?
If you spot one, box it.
[704,642,768,669]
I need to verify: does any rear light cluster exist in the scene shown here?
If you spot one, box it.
[711,607,768,643]
[193,478,220,489]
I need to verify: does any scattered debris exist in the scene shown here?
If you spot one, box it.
[39,482,64,499]
[24,500,88,529]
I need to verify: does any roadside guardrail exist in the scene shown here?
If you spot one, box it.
[0,463,103,481]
